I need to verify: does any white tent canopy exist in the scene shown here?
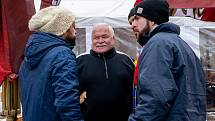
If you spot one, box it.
[34,0,215,59]
[61,0,135,17]
[35,0,136,17]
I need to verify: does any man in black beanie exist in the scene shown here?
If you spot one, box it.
[128,7,136,26]
[128,0,206,121]
[128,7,145,46]
[128,8,139,42]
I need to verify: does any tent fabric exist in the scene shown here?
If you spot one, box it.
[0,1,11,85]
[74,16,215,58]
[133,0,215,8]
[167,0,215,8]
[40,0,53,9]
[0,0,35,84]
[59,0,135,17]
[133,0,215,22]
[201,8,215,22]
[134,0,142,7]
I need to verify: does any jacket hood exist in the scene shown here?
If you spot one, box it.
[151,22,180,36]
[24,32,70,69]
[140,22,180,46]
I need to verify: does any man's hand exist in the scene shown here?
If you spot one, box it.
[80,91,87,104]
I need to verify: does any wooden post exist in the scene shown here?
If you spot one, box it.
[1,75,20,121]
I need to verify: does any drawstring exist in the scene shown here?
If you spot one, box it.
[103,54,109,79]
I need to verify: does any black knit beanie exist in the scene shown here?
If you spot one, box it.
[134,0,169,24]
[128,7,136,20]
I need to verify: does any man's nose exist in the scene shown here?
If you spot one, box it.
[74,29,77,35]
[131,21,136,29]
[98,37,104,42]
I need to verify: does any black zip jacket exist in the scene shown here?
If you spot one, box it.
[77,48,135,121]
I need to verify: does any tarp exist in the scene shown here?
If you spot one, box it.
[40,0,52,9]
[0,0,11,84]
[40,0,61,9]
[201,8,215,22]
[167,0,215,8]
[133,0,215,8]
[0,0,35,84]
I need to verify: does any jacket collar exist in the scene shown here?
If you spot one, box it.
[139,22,180,46]
[90,48,116,58]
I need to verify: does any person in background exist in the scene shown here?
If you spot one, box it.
[128,0,206,121]
[19,6,83,121]
[77,23,135,121]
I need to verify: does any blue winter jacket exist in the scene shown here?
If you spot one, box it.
[19,32,83,121]
[129,23,206,121]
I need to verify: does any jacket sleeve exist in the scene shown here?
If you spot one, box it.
[50,49,83,121]
[129,40,180,121]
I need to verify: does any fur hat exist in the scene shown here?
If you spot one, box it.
[134,0,169,24]
[29,6,75,36]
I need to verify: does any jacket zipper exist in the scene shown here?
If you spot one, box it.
[103,54,109,79]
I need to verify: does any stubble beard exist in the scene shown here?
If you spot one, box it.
[138,20,150,40]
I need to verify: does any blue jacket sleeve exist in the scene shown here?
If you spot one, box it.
[129,40,180,121]
[51,50,83,121]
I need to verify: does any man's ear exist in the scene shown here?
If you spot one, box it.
[113,36,115,40]
[149,20,156,26]
[149,20,158,30]
[61,29,70,39]
[112,36,116,42]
